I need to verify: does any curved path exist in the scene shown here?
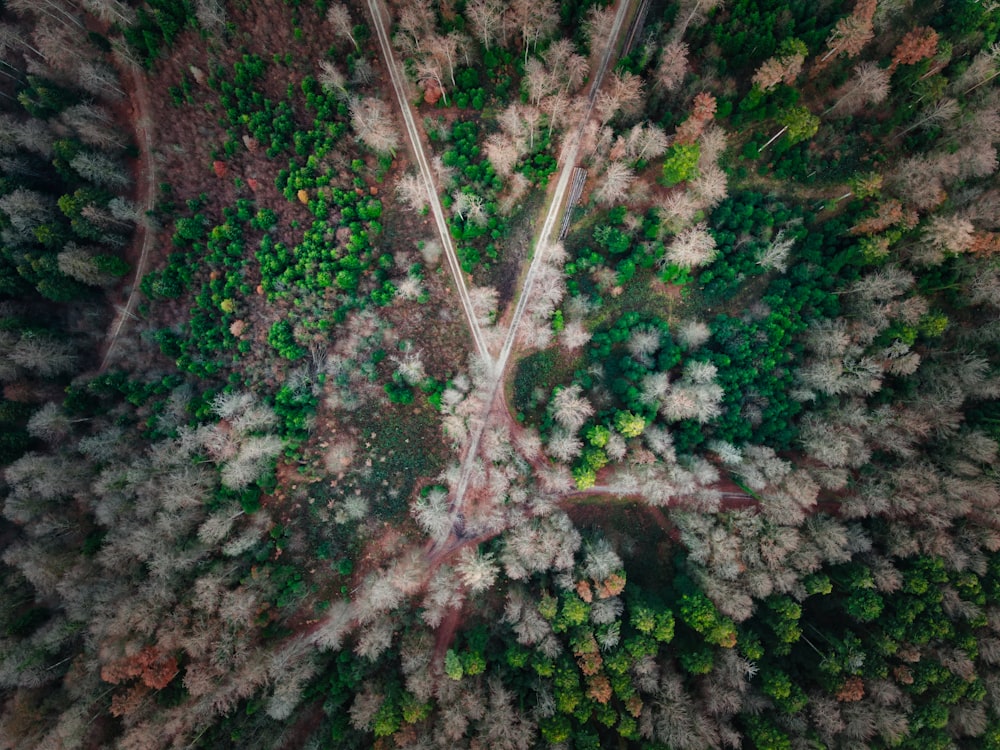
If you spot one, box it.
[366,0,492,363]
[100,67,157,371]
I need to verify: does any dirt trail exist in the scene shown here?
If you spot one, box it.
[443,0,636,535]
[366,0,492,363]
[100,67,157,372]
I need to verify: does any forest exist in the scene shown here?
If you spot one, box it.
[0,0,999,748]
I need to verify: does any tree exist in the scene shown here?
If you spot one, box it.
[511,0,557,62]
[673,0,723,39]
[596,71,644,125]
[827,62,891,116]
[661,142,700,185]
[395,172,429,213]
[327,3,357,49]
[57,243,118,286]
[818,0,876,66]
[551,384,594,432]
[193,0,226,33]
[69,151,130,189]
[889,26,939,72]
[655,41,689,92]
[664,223,717,269]
[349,98,400,156]
[595,161,635,205]
[82,0,136,26]
[674,92,716,144]
[760,106,820,150]
[466,0,507,50]
[752,39,808,91]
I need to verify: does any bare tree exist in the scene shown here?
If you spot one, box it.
[58,242,117,286]
[82,0,136,26]
[550,384,594,432]
[664,223,717,269]
[826,62,891,116]
[673,0,723,39]
[655,41,689,92]
[543,38,588,93]
[895,97,960,139]
[395,172,430,212]
[922,214,975,255]
[0,188,53,244]
[583,6,616,50]
[60,104,126,150]
[70,151,130,189]
[595,161,635,205]
[8,0,84,30]
[326,3,358,49]
[511,0,557,62]
[466,0,508,50]
[624,123,668,161]
[194,0,226,33]
[757,230,795,272]
[596,71,644,125]
[10,332,77,377]
[317,60,348,98]
[349,98,400,156]
[485,133,519,177]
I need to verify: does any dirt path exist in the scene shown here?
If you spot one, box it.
[366,0,492,363]
[443,0,635,534]
[100,66,157,372]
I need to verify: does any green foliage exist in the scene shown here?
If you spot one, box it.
[778,106,820,145]
[444,649,464,680]
[660,142,701,186]
[268,320,306,361]
[613,410,644,438]
[123,0,195,68]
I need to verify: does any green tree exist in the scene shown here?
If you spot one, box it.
[661,142,700,186]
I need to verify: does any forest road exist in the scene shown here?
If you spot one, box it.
[366,0,492,364]
[100,68,156,372]
[441,0,635,539]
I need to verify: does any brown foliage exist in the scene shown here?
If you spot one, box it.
[814,0,876,72]
[110,683,152,717]
[890,27,939,72]
[836,676,865,702]
[595,573,626,598]
[587,674,612,704]
[971,232,1000,257]
[850,200,918,235]
[101,646,180,691]
[674,92,716,145]
[626,694,644,717]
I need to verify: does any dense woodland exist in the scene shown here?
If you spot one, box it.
[1,0,999,747]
